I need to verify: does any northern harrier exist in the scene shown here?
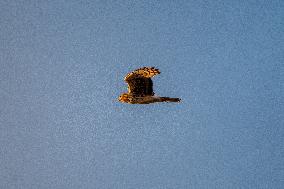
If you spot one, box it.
[118,67,181,104]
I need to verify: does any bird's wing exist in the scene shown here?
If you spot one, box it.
[124,67,160,96]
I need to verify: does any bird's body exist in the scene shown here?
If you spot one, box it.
[118,67,181,104]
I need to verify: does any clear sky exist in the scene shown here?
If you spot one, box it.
[1,1,283,188]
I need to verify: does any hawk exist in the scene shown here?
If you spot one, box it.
[118,67,181,104]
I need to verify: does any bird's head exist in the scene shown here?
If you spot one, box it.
[118,93,131,103]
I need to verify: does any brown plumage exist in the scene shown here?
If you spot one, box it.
[118,67,181,104]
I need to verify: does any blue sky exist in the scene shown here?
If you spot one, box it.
[1,1,283,188]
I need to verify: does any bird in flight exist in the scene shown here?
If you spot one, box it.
[118,67,181,104]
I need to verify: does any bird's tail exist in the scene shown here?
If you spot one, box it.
[159,97,181,103]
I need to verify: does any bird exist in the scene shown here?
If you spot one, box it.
[118,67,181,104]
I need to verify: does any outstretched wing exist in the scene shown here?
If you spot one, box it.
[124,67,160,96]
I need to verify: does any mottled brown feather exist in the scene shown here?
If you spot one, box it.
[124,67,160,96]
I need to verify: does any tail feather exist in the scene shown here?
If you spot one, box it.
[160,97,181,103]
